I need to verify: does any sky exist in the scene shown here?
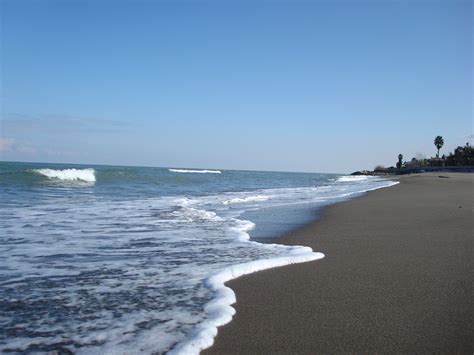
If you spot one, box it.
[0,0,472,173]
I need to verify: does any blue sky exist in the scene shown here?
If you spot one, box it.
[1,0,472,173]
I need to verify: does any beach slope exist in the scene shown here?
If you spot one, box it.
[205,173,473,353]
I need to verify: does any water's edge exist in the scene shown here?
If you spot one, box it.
[0,162,399,353]
[268,177,401,245]
[170,180,399,354]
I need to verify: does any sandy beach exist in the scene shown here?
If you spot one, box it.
[205,173,473,354]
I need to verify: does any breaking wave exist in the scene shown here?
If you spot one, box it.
[1,162,399,354]
[169,169,222,174]
[222,195,270,205]
[337,175,371,182]
[33,168,96,182]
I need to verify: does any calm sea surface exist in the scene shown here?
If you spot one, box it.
[0,162,397,354]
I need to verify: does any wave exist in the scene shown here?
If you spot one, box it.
[169,169,222,174]
[169,247,324,354]
[33,168,96,182]
[222,195,270,205]
[168,209,323,354]
[163,206,223,223]
[170,179,399,354]
[337,175,372,182]
[2,165,398,354]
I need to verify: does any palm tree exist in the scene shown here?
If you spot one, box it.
[434,136,444,158]
[397,154,403,170]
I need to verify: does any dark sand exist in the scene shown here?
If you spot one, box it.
[205,173,473,354]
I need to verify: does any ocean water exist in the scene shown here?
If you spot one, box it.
[0,162,397,354]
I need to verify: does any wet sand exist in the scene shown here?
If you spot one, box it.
[205,173,473,354]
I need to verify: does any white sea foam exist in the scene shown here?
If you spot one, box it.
[169,248,324,355]
[166,206,223,223]
[169,169,222,174]
[337,175,371,182]
[33,168,96,182]
[1,169,398,354]
[222,195,270,205]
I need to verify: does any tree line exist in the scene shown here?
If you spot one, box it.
[396,136,474,170]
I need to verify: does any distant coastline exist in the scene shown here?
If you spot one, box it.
[352,165,474,176]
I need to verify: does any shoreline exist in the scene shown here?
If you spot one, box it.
[204,173,473,353]
[170,176,397,354]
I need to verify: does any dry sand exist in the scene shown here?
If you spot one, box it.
[205,173,473,354]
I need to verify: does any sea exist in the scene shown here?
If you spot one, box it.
[0,161,398,354]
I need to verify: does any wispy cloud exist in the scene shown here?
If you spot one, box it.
[1,113,131,135]
[0,112,134,162]
[0,138,15,152]
[0,137,38,156]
